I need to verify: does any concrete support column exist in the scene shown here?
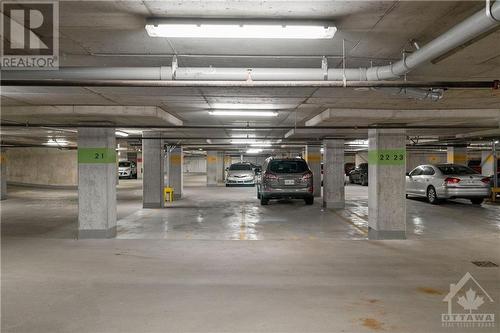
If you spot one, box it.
[142,132,165,208]
[216,151,224,184]
[368,129,406,240]
[78,128,116,238]
[137,151,143,179]
[223,155,232,180]
[167,146,183,199]
[323,139,344,208]
[481,150,494,176]
[207,151,218,186]
[0,150,6,200]
[117,140,128,161]
[447,146,467,165]
[306,145,322,197]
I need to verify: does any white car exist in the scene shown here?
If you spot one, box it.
[225,163,255,186]
[406,164,490,205]
[118,161,137,179]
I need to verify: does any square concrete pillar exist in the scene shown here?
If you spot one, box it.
[143,132,165,208]
[167,146,183,199]
[447,146,467,165]
[368,129,406,240]
[306,145,322,197]
[137,152,143,179]
[78,128,117,238]
[481,150,494,176]
[207,151,218,186]
[323,139,344,209]
[216,151,225,184]
[223,155,232,180]
[0,150,7,200]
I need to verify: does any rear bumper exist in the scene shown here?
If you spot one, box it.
[262,187,313,199]
[437,186,491,199]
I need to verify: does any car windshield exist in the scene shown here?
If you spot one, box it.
[269,160,309,174]
[119,161,131,167]
[229,164,252,171]
[437,164,478,175]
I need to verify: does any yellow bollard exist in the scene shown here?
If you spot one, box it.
[164,187,174,202]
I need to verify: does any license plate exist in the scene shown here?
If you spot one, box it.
[284,179,295,185]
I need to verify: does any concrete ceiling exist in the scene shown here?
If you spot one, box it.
[1,0,500,146]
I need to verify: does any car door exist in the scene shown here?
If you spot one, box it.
[420,166,435,193]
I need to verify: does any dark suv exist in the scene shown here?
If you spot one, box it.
[257,157,314,205]
[349,163,368,186]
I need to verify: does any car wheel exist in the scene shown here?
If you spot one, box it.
[427,186,439,204]
[257,190,261,199]
[349,176,354,184]
[260,196,269,205]
[470,198,484,205]
[361,176,368,186]
[304,197,314,205]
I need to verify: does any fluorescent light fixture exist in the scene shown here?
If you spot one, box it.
[231,139,257,144]
[209,110,278,117]
[45,139,68,146]
[115,130,129,137]
[246,148,263,154]
[250,142,272,147]
[146,20,336,39]
[231,134,256,138]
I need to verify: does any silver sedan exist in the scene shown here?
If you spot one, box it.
[406,164,491,205]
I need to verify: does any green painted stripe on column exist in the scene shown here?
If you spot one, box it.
[78,148,116,164]
[368,149,406,165]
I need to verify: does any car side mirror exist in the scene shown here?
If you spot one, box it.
[406,172,411,177]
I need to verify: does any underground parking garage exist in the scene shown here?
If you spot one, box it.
[1,1,500,332]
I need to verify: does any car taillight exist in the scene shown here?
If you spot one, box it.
[264,173,278,181]
[302,172,313,181]
[444,177,461,184]
[481,177,491,184]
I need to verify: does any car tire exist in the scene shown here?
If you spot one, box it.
[470,198,484,205]
[427,186,439,204]
[361,176,368,186]
[257,190,261,199]
[260,196,269,205]
[304,197,314,205]
[349,176,354,184]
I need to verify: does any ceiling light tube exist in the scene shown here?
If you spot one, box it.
[246,148,263,154]
[209,110,278,117]
[115,130,129,137]
[146,19,336,39]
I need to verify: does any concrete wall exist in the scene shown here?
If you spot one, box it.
[183,156,206,173]
[406,150,447,171]
[6,148,77,187]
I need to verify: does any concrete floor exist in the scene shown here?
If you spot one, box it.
[2,173,500,332]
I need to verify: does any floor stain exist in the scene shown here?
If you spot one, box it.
[417,287,443,295]
[366,299,380,304]
[361,318,384,330]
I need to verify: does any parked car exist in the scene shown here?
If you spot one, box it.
[467,160,482,174]
[225,162,255,186]
[349,163,368,186]
[257,157,314,205]
[406,164,490,205]
[118,160,137,179]
[344,162,355,175]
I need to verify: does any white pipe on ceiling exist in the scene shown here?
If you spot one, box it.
[3,1,500,82]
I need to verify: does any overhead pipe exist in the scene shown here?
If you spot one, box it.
[2,1,500,82]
